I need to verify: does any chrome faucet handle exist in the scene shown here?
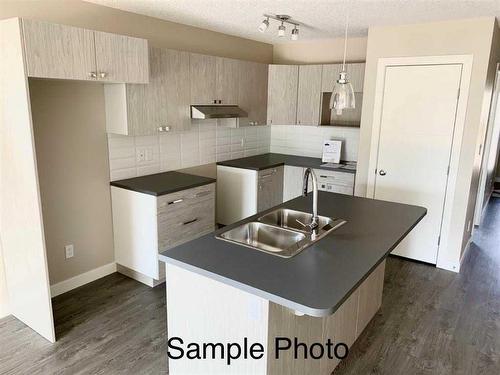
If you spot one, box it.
[296,218,319,232]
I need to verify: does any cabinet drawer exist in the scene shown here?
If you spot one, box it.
[158,199,215,251]
[315,169,355,187]
[157,183,215,215]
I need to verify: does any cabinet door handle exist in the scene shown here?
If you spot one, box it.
[88,71,97,79]
[158,126,170,132]
[168,198,184,205]
[98,71,108,79]
[194,191,211,198]
[260,174,273,179]
[379,170,387,176]
[181,218,198,226]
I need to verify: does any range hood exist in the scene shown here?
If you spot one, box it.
[191,105,248,119]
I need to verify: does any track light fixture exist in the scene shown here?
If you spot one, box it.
[258,14,300,40]
[258,17,269,33]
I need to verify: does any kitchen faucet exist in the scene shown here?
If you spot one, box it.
[298,168,319,232]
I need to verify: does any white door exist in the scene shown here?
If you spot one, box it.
[373,64,462,264]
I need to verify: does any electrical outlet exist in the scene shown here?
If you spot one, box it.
[65,244,74,259]
[136,148,146,162]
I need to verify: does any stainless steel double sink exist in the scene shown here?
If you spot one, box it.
[216,208,346,258]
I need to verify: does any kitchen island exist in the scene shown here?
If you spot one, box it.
[159,192,425,374]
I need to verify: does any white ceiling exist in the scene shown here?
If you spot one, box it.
[87,0,500,43]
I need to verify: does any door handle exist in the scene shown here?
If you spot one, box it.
[379,170,386,176]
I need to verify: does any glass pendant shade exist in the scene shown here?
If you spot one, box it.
[329,71,355,115]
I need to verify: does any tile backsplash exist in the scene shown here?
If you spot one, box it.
[107,121,271,181]
[270,125,359,161]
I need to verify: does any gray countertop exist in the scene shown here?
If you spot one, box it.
[216,153,356,173]
[159,192,426,317]
[110,171,216,196]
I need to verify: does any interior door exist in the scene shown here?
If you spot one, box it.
[374,64,462,264]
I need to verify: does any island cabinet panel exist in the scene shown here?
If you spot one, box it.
[22,19,96,81]
[267,65,299,125]
[94,30,149,84]
[356,260,386,336]
[190,52,217,104]
[111,183,215,287]
[296,65,323,126]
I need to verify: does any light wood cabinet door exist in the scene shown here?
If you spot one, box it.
[257,166,284,212]
[126,47,169,136]
[347,62,365,92]
[297,65,323,125]
[267,65,299,125]
[94,31,149,84]
[190,53,216,104]
[22,19,96,80]
[216,57,240,104]
[165,49,191,132]
[238,61,268,126]
[321,64,343,92]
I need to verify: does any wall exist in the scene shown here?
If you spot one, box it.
[0,0,273,63]
[0,240,7,318]
[30,80,114,285]
[273,37,367,64]
[270,125,359,161]
[108,123,270,181]
[356,17,498,270]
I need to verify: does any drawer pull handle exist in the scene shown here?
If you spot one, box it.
[168,199,184,205]
[260,174,273,179]
[195,191,211,198]
[182,218,198,226]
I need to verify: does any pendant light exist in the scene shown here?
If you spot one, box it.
[330,14,355,115]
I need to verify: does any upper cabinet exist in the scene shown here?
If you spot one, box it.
[105,47,191,136]
[268,62,365,127]
[267,65,299,125]
[190,53,217,104]
[238,61,268,126]
[93,31,149,83]
[22,19,96,81]
[296,65,323,126]
[216,57,240,105]
[22,19,149,84]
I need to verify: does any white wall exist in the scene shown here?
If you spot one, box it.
[108,122,271,181]
[270,125,359,161]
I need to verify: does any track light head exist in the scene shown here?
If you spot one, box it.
[291,27,299,41]
[258,18,269,33]
[278,22,286,37]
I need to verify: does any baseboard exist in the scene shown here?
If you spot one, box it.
[116,263,164,288]
[50,262,117,298]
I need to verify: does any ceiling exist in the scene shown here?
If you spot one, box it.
[87,0,500,43]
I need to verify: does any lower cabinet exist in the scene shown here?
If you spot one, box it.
[111,183,215,286]
[216,165,283,225]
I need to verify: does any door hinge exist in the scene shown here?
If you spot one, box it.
[457,87,460,99]
[437,235,441,246]
[375,168,377,175]
[447,166,450,176]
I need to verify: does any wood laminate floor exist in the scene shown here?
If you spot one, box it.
[1,198,500,374]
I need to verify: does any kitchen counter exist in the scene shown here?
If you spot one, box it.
[110,171,216,196]
[216,153,356,173]
[159,192,425,317]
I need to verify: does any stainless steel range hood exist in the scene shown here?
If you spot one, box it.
[191,105,248,119]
